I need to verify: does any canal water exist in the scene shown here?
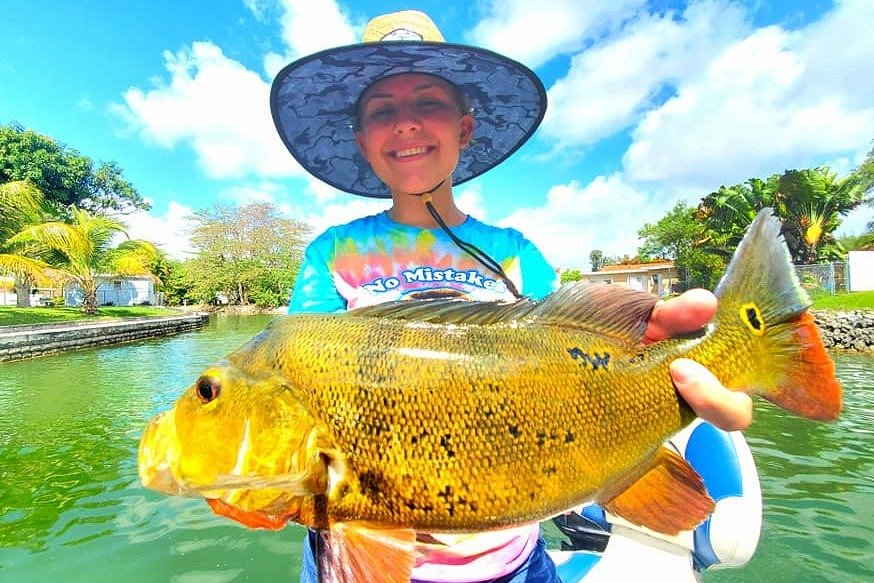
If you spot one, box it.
[0,315,872,582]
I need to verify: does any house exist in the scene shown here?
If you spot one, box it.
[576,261,680,297]
[64,275,162,307]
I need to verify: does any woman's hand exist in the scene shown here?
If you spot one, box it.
[645,289,753,431]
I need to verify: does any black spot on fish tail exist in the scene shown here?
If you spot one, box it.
[508,425,521,438]
[565,430,575,444]
[740,302,766,335]
[543,465,557,476]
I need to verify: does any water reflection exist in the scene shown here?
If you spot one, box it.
[1,317,872,582]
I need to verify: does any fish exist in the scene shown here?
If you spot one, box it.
[138,208,841,582]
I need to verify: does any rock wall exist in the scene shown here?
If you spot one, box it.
[0,313,210,362]
[815,310,874,352]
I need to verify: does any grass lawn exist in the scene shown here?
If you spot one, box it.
[811,290,874,311]
[0,306,183,327]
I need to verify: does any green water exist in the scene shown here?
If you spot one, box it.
[1,315,872,582]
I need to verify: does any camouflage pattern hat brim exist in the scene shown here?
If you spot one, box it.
[269,13,547,199]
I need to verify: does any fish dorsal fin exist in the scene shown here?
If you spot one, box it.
[599,446,715,536]
[347,283,657,345]
[347,297,538,326]
[318,523,416,582]
[530,282,658,345]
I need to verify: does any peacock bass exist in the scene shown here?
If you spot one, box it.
[139,208,841,582]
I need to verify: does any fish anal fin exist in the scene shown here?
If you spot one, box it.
[206,498,290,530]
[600,447,714,536]
[319,523,417,583]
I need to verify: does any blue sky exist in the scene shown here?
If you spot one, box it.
[2,0,871,269]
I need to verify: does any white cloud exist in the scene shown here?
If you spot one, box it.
[623,0,874,189]
[112,41,299,180]
[261,0,359,78]
[300,197,390,239]
[120,201,197,260]
[469,0,646,68]
[495,174,677,269]
[454,183,488,221]
[540,1,747,150]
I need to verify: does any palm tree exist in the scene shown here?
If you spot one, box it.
[0,180,53,307]
[696,176,779,257]
[697,168,868,264]
[777,168,868,263]
[7,207,158,314]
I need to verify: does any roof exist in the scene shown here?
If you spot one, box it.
[593,261,676,275]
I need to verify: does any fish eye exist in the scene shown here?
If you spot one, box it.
[196,376,221,403]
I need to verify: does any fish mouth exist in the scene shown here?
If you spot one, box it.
[138,410,188,496]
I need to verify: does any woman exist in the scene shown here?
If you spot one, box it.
[270,10,756,582]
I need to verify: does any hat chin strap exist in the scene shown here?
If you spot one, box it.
[418,185,523,301]
[408,179,447,198]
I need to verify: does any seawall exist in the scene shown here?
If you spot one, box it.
[0,313,210,362]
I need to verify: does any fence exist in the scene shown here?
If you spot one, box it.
[795,262,848,297]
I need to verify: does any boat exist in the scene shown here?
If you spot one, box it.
[547,419,762,582]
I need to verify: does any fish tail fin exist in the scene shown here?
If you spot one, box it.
[711,208,841,421]
[318,523,416,583]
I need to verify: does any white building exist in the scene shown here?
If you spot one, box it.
[64,275,162,307]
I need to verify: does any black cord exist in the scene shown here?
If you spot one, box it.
[421,194,523,300]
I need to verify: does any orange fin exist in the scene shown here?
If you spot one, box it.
[600,447,714,536]
[761,312,842,421]
[206,498,289,530]
[318,523,416,583]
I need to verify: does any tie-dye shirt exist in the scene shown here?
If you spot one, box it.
[289,211,557,312]
[288,210,557,582]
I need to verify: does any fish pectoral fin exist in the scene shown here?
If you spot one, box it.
[600,447,714,536]
[319,523,417,583]
[206,498,291,530]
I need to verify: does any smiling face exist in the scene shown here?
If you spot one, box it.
[354,73,474,196]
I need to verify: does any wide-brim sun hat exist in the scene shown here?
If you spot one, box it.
[269,10,547,199]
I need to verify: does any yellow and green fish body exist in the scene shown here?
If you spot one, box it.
[139,209,841,580]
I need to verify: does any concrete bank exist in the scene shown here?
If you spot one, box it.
[0,313,210,362]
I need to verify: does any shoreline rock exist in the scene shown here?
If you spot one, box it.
[814,310,874,353]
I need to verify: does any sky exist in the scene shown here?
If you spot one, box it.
[1,0,872,270]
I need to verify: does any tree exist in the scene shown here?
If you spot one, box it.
[638,201,725,289]
[0,122,149,215]
[698,167,868,265]
[0,180,54,307]
[776,168,867,263]
[560,269,582,284]
[186,202,310,307]
[589,250,605,272]
[7,207,158,314]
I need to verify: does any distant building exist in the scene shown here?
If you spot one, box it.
[576,261,680,297]
[64,275,162,307]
